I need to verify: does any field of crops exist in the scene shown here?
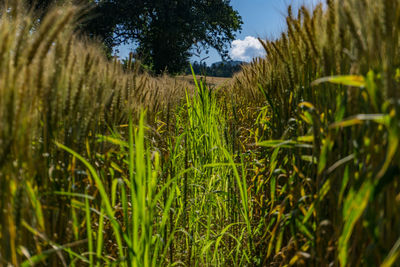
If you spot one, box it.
[2,0,400,266]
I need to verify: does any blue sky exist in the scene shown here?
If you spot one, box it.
[117,0,322,65]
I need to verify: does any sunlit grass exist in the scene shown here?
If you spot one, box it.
[2,0,400,266]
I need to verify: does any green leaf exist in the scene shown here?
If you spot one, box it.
[318,138,334,175]
[257,140,297,148]
[301,155,317,164]
[297,135,314,143]
[382,236,400,267]
[377,125,399,179]
[329,114,388,129]
[97,135,128,148]
[312,75,365,87]
[338,179,373,267]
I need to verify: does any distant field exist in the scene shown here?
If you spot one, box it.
[176,75,232,88]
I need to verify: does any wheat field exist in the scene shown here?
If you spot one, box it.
[1,0,400,266]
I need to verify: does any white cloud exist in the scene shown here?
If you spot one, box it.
[230,36,265,62]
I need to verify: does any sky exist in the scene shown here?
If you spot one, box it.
[117,0,323,65]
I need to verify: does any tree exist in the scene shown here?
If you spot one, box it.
[24,0,243,74]
[116,0,242,73]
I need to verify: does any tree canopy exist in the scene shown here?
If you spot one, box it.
[26,0,243,74]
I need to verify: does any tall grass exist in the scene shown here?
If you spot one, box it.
[166,70,253,265]
[0,2,187,265]
[3,0,400,266]
[55,113,177,266]
[231,0,400,265]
